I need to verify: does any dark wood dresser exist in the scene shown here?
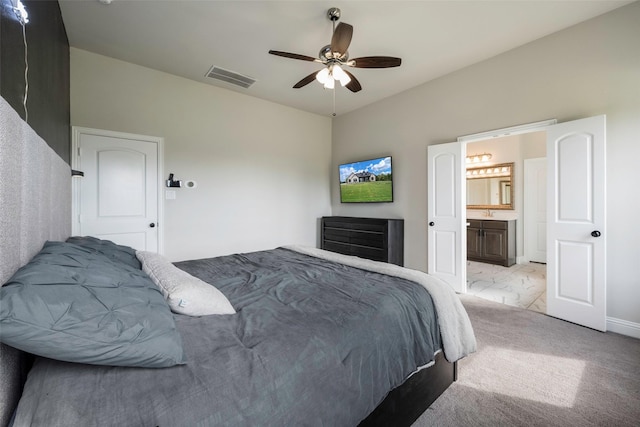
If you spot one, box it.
[321,216,404,266]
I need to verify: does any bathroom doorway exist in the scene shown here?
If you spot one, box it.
[429,116,606,329]
[464,131,547,313]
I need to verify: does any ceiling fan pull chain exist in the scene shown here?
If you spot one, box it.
[332,87,336,117]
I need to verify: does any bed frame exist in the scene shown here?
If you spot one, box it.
[360,351,456,426]
[1,345,455,427]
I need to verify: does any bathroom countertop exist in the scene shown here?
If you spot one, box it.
[466,212,518,221]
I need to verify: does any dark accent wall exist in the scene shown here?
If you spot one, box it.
[1,0,70,164]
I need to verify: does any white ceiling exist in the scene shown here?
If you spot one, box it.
[58,0,633,117]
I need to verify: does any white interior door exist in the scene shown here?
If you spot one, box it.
[524,157,547,263]
[427,142,466,293]
[72,128,162,252]
[547,115,606,331]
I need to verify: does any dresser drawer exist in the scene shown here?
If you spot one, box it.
[323,227,385,248]
[482,220,507,230]
[323,219,387,233]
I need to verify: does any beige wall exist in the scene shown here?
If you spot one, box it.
[332,3,640,328]
[71,49,332,262]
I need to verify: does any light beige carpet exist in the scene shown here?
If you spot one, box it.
[413,294,640,426]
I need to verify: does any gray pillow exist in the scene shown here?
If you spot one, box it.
[137,251,235,316]
[0,241,186,368]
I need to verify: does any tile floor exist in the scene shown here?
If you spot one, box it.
[466,261,547,313]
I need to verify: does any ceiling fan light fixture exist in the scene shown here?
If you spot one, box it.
[323,78,335,89]
[316,68,330,84]
[332,64,351,86]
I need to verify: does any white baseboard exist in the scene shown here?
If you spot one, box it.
[607,317,640,339]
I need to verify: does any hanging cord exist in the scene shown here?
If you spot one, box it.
[21,20,29,123]
[12,1,29,122]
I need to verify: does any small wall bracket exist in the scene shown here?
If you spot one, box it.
[166,173,182,188]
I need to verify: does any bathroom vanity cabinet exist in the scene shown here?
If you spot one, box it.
[467,219,516,267]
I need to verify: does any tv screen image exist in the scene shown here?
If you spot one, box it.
[339,156,393,203]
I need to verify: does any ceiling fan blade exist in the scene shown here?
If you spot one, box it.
[331,23,353,56]
[350,56,402,68]
[269,50,317,62]
[293,72,319,89]
[343,70,362,93]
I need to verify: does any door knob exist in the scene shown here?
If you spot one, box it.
[149,223,156,228]
[591,230,601,237]
[429,221,435,226]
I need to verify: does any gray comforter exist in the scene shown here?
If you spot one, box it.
[13,248,442,426]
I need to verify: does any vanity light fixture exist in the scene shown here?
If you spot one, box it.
[465,153,492,164]
[466,167,510,178]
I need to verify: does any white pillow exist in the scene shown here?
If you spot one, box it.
[136,251,235,316]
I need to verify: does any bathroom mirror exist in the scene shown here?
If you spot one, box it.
[466,162,514,210]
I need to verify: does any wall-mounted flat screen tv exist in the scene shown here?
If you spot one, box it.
[339,156,393,203]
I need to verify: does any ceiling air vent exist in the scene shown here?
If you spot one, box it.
[206,66,256,89]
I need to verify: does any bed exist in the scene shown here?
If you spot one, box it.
[0,96,475,426]
[0,236,476,426]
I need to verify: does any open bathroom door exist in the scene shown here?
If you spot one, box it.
[427,142,466,293]
[546,115,606,331]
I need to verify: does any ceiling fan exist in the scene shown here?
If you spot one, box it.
[268,7,401,93]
